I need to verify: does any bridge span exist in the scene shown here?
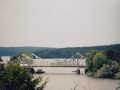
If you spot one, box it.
[32,58,86,67]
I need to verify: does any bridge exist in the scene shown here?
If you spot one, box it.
[17,53,86,67]
[17,54,86,67]
[9,53,87,74]
[32,53,86,67]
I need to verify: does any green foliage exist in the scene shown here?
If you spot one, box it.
[86,50,97,71]
[105,49,120,62]
[115,72,120,80]
[0,64,47,90]
[86,71,94,77]
[92,52,107,72]
[0,44,120,58]
[86,49,120,79]
[94,64,113,78]
[111,61,119,75]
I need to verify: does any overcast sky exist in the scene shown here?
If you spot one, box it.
[0,0,120,47]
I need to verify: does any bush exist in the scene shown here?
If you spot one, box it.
[115,72,120,80]
[0,64,47,90]
[86,71,94,77]
[94,64,113,78]
[111,61,119,76]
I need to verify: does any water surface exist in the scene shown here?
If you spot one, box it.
[34,67,119,90]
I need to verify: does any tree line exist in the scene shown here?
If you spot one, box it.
[86,49,120,79]
[0,44,120,58]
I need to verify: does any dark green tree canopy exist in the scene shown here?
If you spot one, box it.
[0,64,47,90]
[86,49,120,79]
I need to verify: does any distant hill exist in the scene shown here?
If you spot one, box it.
[0,47,50,56]
[34,44,120,58]
[0,44,120,58]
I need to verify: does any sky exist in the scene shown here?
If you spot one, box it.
[0,0,120,47]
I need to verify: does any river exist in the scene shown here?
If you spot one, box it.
[34,67,119,90]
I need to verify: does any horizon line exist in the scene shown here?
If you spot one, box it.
[0,43,119,48]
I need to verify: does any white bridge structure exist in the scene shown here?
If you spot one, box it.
[32,58,86,67]
[30,53,86,67]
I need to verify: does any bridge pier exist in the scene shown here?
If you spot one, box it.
[76,69,80,74]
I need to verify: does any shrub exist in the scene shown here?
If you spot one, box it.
[111,61,119,76]
[86,71,94,77]
[94,64,113,78]
[115,72,120,80]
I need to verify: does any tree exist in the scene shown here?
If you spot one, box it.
[115,72,120,80]
[0,64,47,90]
[111,61,119,76]
[86,50,97,71]
[86,50,120,79]
[92,52,107,72]
[105,49,120,62]
[95,64,113,78]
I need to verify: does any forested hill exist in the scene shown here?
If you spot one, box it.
[0,44,120,58]
[0,47,51,56]
[34,44,120,58]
